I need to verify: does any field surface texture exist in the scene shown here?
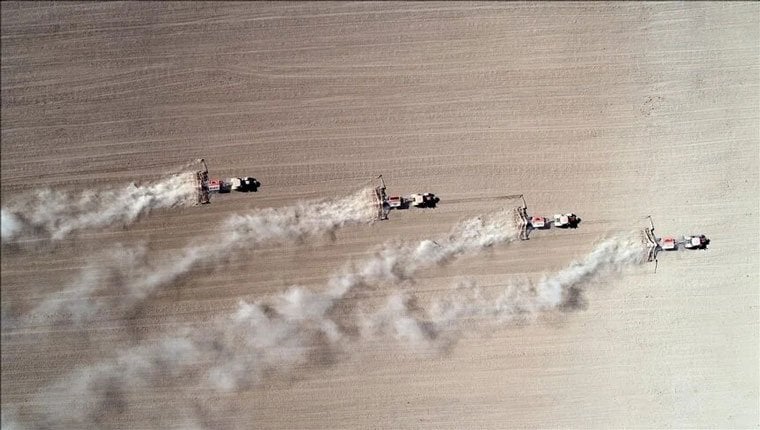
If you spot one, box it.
[1,2,758,429]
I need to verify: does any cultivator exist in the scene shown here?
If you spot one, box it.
[194,158,210,205]
[514,195,530,240]
[642,217,660,263]
[373,175,389,220]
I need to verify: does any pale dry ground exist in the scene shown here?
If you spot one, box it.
[1,2,758,429]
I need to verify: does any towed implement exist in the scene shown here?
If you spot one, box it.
[643,216,710,271]
[516,195,581,239]
[193,158,260,205]
[194,159,210,205]
[373,175,439,220]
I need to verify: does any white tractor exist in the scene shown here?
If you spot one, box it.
[373,175,439,219]
[193,159,260,202]
[553,213,580,228]
[683,235,710,250]
[644,217,712,273]
[410,193,438,208]
[229,177,260,192]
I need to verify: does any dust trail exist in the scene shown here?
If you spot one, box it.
[328,209,522,296]
[208,209,523,391]
[36,336,199,429]
[31,208,524,423]
[0,171,198,243]
[31,291,346,427]
[24,188,377,325]
[363,231,650,348]
[37,205,519,397]
[28,208,525,425]
[25,245,151,326]
[30,229,651,428]
[1,209,22,242]
[1,409,23,430]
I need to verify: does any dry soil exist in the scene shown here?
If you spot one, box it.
[1,2,758,429]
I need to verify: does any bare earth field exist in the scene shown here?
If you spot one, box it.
[1,2,758,429]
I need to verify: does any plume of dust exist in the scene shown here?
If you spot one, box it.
[27,224,649,427]
[24,245,150,326]
[362,231,650,349]
[206,208,523,391]
[78,208,520,393]
[24,188,378,326]
[1,209,23,242]
[1,409,23,430]
[31,287,346,427]
[34,336,199,429]
[29,207,524,425]
[31,230,650,427]
[0,172,198,243]
[328,209,522,297]
[25,215,649,429]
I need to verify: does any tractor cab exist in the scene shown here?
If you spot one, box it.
[410,193,438,208]
[553,213,580,228]
[683,235,710,250]
[229,177,260,192]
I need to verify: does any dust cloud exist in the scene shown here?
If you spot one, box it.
[28,221,649,428]
[1,172,198,242]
